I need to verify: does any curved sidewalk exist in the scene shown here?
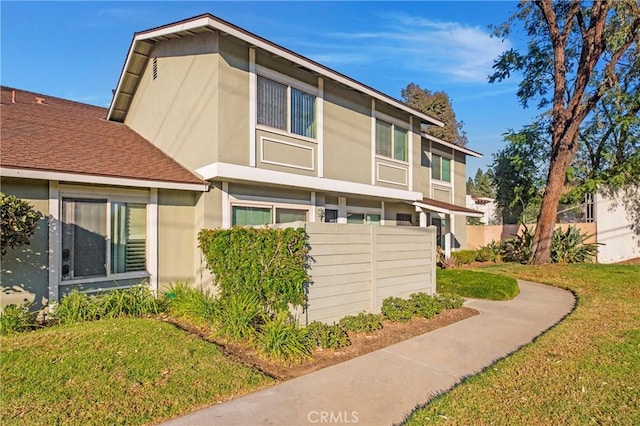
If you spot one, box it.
[162,280,575,426]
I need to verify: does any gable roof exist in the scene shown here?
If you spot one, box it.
[108,13,446,128]
[0,86,208,191]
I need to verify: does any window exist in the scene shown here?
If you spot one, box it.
[347,213,380,225]
[257,76,316,138]
[376,119,408,162]
[324,209,338,223]
[431,154,451,182]
[232,205,308,226]
[232,206,272,226]
[275,208,307,223]
[396,213,413,226]
[61,199,147,281]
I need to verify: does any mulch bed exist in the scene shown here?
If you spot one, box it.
[160,306,478,381]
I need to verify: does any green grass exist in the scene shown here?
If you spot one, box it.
[406,263,640,425]
[0,318,273,425]
[437,269,520,300]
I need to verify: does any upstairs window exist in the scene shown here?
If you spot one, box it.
[376,120,408,162]
[257,76,316,138]
[431,154,451,182]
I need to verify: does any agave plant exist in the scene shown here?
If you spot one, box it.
[502,222,535,263]
[551,226,599,264]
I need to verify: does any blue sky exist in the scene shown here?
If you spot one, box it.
[1,1,539,173]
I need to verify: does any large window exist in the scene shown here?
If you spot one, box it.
[376,119,408,162]
[61,199,147,281]
[232,205,308,226]
[431,154,451,182]
[257,76,316,138]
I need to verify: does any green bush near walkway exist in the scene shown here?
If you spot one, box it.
[437,269,520,300]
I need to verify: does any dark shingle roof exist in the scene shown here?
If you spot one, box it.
[1,86,206,187]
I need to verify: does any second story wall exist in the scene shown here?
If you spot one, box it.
[323,81,371,184]
[126,33,219,172]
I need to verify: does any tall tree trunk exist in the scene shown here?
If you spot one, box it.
[531,134,578,264]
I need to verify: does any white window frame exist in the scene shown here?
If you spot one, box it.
[430,152,453,185]
[57,186,151,287]
[374,112,410,164]
[256,66,319,141]
[325,203,382,224]
[229,197,312,226]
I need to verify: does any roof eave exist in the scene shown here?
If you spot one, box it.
[422,133,483,158]
[108,14,445,126]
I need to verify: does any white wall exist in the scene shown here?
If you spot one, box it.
[596,186,640,263]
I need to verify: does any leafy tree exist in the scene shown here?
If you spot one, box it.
[491,124,547,224]
[0,193,42,257]
[489,0,640,263]
[401,82,469,146]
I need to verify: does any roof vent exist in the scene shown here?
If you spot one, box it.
[35,97,46,105]
[153,57,158,80]
[11,90,16,103]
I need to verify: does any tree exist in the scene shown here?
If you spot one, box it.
[490,0,640,263]
[401,83,469,146]
[467,168,496,198]
[491,124,547,224]
[0,192,42,257]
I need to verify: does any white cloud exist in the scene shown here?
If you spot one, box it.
[314,13,511,84]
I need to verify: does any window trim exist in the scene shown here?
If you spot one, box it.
[230,198,312,226]
[374,113,410,163]
[57,186,151,287]
[256,66,319,140]
[430,152,452,184]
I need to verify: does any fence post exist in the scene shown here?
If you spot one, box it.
[370,225,377,313]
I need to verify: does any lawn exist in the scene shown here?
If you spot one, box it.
[437,269,519,300]
[0,318,273,425]
[405,263,640,425]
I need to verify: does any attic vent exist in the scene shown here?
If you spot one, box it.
[152,57,158,80]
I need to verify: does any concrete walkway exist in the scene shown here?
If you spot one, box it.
[163,280,575,426]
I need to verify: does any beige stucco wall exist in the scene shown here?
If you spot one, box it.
[0,178,49,309]
[466,223,597,250]
[217,36,251,166]
[157,189,201,292]
[125,33,219,172]
[323,81,372,184]
[384,202,417,226]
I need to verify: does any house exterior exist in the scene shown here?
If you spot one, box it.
[0,87,208,308]
[1,13,483,309]
[595,186,640,263]
[466,195,497,225]
[109,14,482,250]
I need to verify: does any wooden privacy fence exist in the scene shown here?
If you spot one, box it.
[278,222,437,325]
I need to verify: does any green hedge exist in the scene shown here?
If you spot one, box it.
[198,227,309,315]
[437,269,520,301]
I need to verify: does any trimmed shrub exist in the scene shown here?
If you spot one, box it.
[0,192,42,257]
[381,297,414,322]
[451,250,479,266]
[305,321,350,349]
[198,227,309,315]
[338,312,383,333]
[409,292,444,319]
[0,303,38,335]
[256,312,311,363]
[436,293,465,309]
[476,241,502,262]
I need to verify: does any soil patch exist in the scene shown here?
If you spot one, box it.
[615,257,640,265]
[161,307,478,381]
